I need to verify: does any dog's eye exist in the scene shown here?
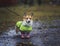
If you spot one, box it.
[29,18,31,19]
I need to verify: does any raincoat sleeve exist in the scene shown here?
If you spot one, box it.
[16,21,22,28]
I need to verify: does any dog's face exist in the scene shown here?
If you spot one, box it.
[23,15,33,24]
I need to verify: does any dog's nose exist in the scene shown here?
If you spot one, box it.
[27,21,30,23]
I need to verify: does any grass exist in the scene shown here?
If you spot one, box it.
[0,5,60,31]
[6,5,60,20]
[0,5,60,22]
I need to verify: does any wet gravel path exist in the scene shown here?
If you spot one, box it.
[0,20,60,46]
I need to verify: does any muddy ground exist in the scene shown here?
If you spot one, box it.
[0,20,60,46]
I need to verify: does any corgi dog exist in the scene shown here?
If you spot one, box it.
[16,12,33,38]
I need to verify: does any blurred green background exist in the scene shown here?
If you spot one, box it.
[0,0,60,31]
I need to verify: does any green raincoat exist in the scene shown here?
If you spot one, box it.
[16,21,32,32]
